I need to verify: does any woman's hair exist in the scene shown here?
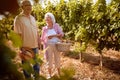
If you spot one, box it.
[45,12,56,24]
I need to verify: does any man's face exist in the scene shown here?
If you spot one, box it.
[22,1,32,14]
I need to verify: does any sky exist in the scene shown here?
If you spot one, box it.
[93,0,111,4]
[40,0,111,4]
[31,0,111,5]
[30,0,111,8]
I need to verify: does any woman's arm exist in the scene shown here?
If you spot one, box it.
[55,23,64,37]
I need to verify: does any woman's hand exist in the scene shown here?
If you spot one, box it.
[48,35,55,39]
[56,34,62,38]
[48,34,62,39]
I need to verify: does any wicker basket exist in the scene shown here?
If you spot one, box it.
[56,42,72,52]
[19,47,34,61]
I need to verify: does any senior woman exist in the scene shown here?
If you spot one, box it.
[41,12,64,77]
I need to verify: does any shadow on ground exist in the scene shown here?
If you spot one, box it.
[63,52,120,75]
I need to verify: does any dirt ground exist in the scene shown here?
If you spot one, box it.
[40,45,120,80]
[60,46,120,80]
[7,39,120,80]
[13,42,120,80]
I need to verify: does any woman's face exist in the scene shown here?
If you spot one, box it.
[45,16,53,25]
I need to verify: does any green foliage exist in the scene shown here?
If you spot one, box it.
[9,31,22,47]
[0,34,24,80]
[75,27,89,42]
[94,0,106,12]
[0,15,14,39]
[0,14,25,80]
[32,3,44,22]
[31,0,120,53]
[59,67,75,80]
[22,61,34,75]
[20,51,44,80]
[49,67,75,80]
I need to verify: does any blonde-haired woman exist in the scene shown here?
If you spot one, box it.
[41,12,64,77]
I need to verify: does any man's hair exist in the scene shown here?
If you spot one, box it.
[45,12,56,24]
[20,0,31,7]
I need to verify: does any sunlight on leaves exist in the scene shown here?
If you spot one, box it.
[9,31,22,47]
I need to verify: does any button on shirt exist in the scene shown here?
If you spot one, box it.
[14,14,38,48]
